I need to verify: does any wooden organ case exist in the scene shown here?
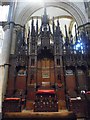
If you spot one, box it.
[2,7,90,118]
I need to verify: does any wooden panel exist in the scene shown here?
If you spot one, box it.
[77,70,86,90]
[85,93,90,117]
[27,86,36,100]
[37,70,42,84]
[58,100,66,110]
[27,91,35,101]
[34,92,58,112]
[42,78,50,83]
[15,76,26,90]
[42,59,49,82]
[70,99,87,118]
[60,67,64,82]
[6,89,14,97]
[2,98,21,113]
[9,58,16,78]
[66,75,76,91]
[42,60,46,67]
[56,90,65,100]
[27,67,31,84]
[42,69,50,82]
[46,59,49,67]
[87,77,90,90]
[6,58,16,96]
[7,80,14,89]
[50,69,55,84]
[26,100,34,110]
[37,60,41,68]
[37,59,55,85]
[50,60,54,67]
[2,111,77,120]
[56,70,61,84]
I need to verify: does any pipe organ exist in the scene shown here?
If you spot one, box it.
[2,7,90,118]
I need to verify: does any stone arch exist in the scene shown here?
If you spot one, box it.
[15,2,87,26]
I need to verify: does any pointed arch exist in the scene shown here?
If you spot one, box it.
[15,2,87,26]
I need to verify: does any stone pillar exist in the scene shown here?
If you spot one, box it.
[0,65,4,112]
[2,24,22,99]
[2,23,14,99]
[11,27,17,54]
[2,25,12,64]
[2,0,17,99]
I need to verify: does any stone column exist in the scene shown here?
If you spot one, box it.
[2,25,12,64]
[2,0,17,99]
[2,23,14,99]
[2,24,22,99]
[0,65,4,112]
[11,27,17,54]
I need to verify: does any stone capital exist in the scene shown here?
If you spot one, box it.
[3,22,24,32]
[13,24,24,32]
[3,24,10,31]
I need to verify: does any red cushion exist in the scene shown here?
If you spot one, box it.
[36,90,55,94]
[86,91,90,94]
[5,98,20,101]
